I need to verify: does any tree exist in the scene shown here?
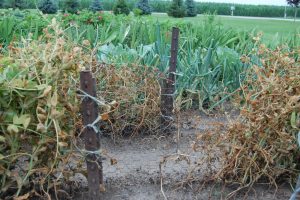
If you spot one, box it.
[6,0,26,9]
[287,0,300,21]
[136,0,151,15]
[64,0,79,14]
[0,1,4,8]
[185,0,197,17]
[38,0,58,14]
[113,0,130,15]
[168,0,186,18]
[89,0,103,12]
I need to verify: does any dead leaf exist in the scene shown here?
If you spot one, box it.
[110,158,117,165]
[0,135,5,142]
[101,113,109,121]
[13,193,30,200]
[7,124,19,134]
[100,184,106,192]
[51,91,58,107]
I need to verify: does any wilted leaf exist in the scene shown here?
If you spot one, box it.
[51,91,58,107]
[36,123,46,133]
[101,113,109,121]
[58,142,68,147]
[37,114,47,121]
[110,158,117,165]
[100,184,106,192]
[50,108,61,119]
[35,84,48,90]
[37,106,46,114]
[0,135,5,142]
[39,85,52,98]
[23,117,31,129]
[7,124,19,134]
[13,193,29,200]
[13,114,31,129]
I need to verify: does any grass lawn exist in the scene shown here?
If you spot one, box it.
[151,13,300,42]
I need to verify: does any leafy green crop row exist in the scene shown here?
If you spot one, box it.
[0,10,299,109]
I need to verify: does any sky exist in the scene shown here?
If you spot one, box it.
[196,0,288,6]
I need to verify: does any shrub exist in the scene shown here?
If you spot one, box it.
[89,0,103,12]
[38,0,58,14]
[4,0,26,9]
[0,20,93,198]
[168,0,186,18]
[185,0,197,17]
[113,0,130,15]
[193,45,300,195]
[136,0,151,15]
[133,8,143,16]
[64,0,79,14]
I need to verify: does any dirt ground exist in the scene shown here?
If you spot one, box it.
[68,111,293,200]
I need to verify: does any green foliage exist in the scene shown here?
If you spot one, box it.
[89,0,103,12]
[38,0,58,14]
[136,0,151,15]
[133,8,143,16]
[62,10,106,26]
[1,0,296,18]
[64,0,79,13]
[185,0,197,17]
[4,0,27,9]
[287,0,300,7]
[148,1,296,18]
[168,0,186,18]
[113,0,130,15]
[0,11,48,46]
[287,0,299,20]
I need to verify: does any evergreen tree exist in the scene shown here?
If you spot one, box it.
[89,0,103,12]
[7,0,26,9]
[136,0,151,15]
[64,0,79,14]
[113,0,130,15]
[168,0,186,18]
[287,0,300,21]
[0,1,4,8]
[185,0,197,17]
[38,0,58,14]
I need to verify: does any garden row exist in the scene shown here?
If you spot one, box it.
[0,8,299,199]
[0,0,298,18]
[1,10,299,108]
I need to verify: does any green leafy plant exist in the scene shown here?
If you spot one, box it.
[133,8,143,16]
[136,0,151,15]
[168,0,186,18]
[185,0,197,17]
[4,0,27,9]
[89,0,103,12]
[38,0,58,14]
[0,19,96,198]
[113,0,130,15]
[64,0,79,14]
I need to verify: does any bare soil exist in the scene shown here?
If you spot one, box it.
[68,111,292,200]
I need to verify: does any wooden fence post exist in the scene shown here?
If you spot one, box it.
[161,27,180,132]
[80,71,102,200]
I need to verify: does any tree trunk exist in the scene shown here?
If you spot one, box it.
[294,7,298,22]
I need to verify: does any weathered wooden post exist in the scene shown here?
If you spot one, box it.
[80,71,102,200]
[161,27,180,132]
